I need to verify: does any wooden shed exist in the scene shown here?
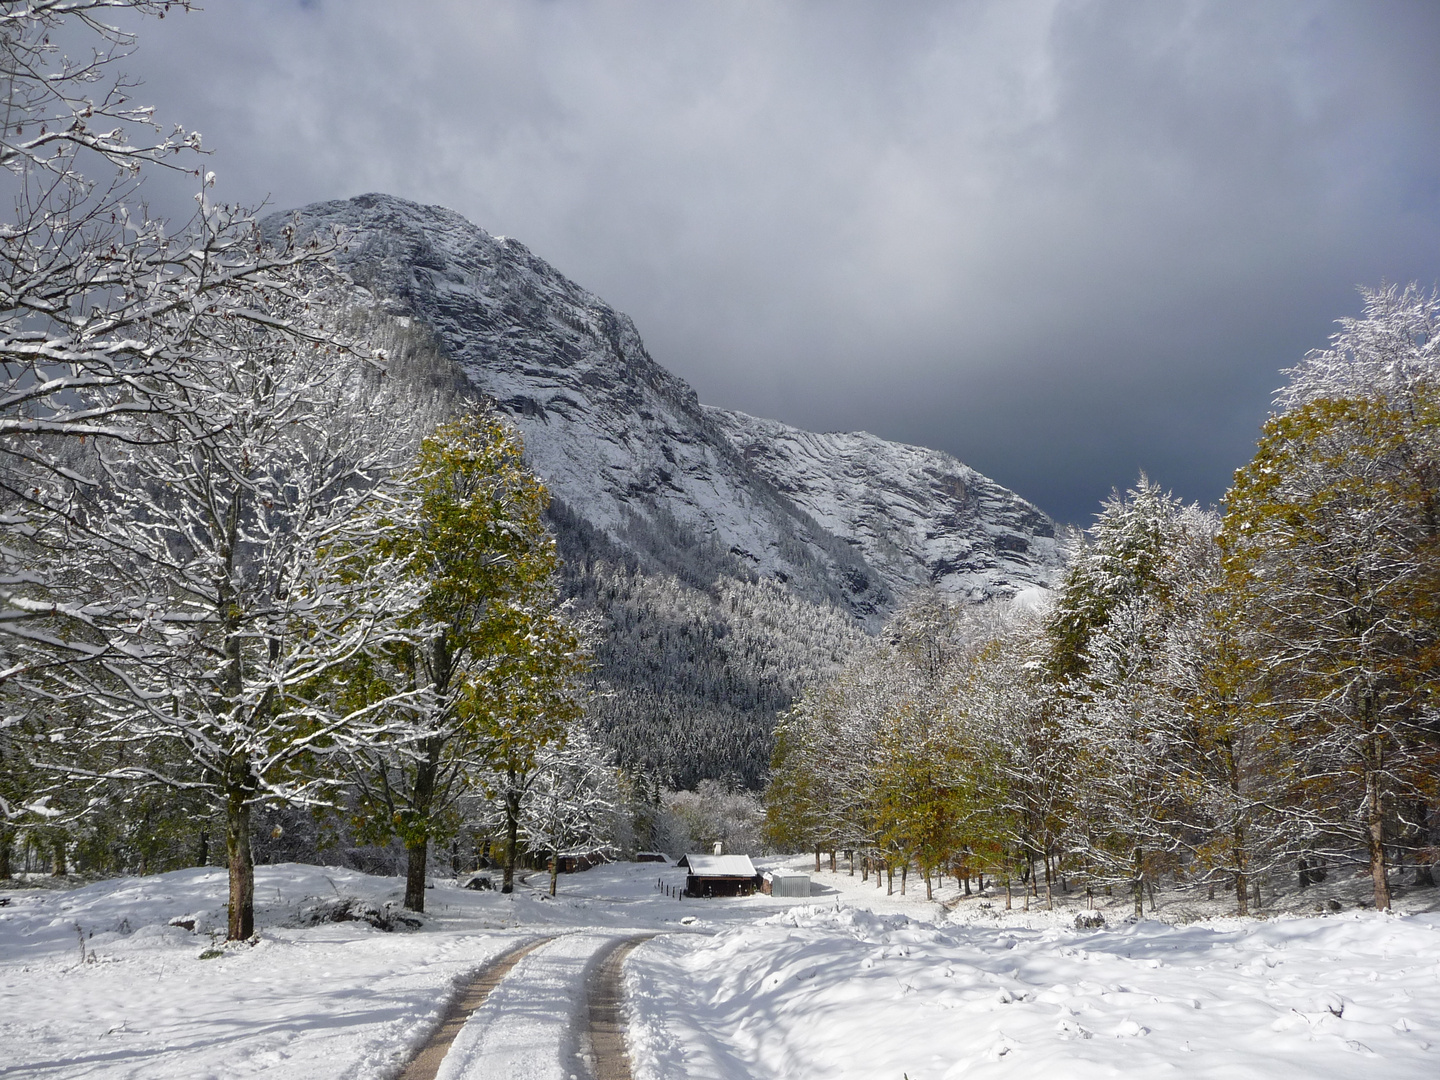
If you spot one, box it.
[677,853,761,897]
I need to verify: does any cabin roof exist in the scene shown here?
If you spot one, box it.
[677,854,758,877]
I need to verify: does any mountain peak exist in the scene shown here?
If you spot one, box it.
[275,194,1063,619]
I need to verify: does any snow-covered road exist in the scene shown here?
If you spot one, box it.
[432,933,635,1080]
[0,863,721,1080]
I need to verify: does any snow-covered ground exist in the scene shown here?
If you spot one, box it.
[3,857,1439,1079]
[0,859,777,1079]
[627,858,1440,1079]
[0,865,524,1079]
[628,903,1440,1079]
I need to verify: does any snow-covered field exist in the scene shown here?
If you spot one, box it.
[3,858,1439,1079]
[628,904,1440,1079]
[0,865,531,1079]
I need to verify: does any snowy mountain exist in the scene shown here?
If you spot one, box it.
[705,408,1062,603]
[275,193,1062,618]
[272,193,1064,784]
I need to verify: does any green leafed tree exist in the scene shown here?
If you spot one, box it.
[343,408,587,910]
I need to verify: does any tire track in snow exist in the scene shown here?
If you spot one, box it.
[429,932,618,1080]
[399,935,557,1080]
[580,934,656,1080]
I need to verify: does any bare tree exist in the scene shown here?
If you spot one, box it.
[21,277,422,938]
[522,724,618,896]
[0,2,346,675]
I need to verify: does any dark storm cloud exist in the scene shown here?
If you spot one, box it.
[121,0,1440,524]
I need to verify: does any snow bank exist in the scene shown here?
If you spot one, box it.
[626,903,1440,1079]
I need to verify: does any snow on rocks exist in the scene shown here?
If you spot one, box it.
[625,903,1440,1079]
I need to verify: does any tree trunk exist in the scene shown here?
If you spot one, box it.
[549,852,559,897]
[220,529,256,942]
[900,862,907,895]
[226,784,255,941]
[815,846,821,873]
[404,838,429,913]
[197,829,209,868]
[1133,844,1144,919]
[1366,755,1392,910]
[404,741,442,912]
[887,862,894,895]
[1415,801,1436,886]
[0,830,10,879]
[924,867,932,900]
[502,786,521,894]
[51,836,66,876]
[830,849,837,873]
[1232,809,1249,915]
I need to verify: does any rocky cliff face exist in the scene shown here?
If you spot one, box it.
[279,193,890,620]
[277,193,1062,620]
[705,409,1062,603]
[273,193,1064,784]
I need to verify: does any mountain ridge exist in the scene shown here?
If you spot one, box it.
[274,192,1061,618]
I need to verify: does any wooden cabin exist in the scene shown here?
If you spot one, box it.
[677,853,761,897]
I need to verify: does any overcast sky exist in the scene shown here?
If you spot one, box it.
[120,0,1440,524]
